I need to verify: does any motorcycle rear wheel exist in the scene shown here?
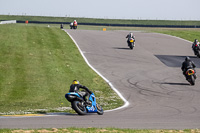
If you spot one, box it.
[96,103,104,115]
[72,101,87,115]
[197,51,200,58]
[189,75,195,85]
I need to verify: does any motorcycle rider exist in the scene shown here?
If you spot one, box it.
[73,20,77,25]
[126,32,135,46]
[60,23,63,29]
[69,80,92,105]
[70,22,73,29]
[73,20,77,27]
[181,56,197,79]
[192,39,200,55]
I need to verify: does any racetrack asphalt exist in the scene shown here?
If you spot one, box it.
[1,30,200,129]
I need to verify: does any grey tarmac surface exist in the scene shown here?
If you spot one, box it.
[1,30,200,129]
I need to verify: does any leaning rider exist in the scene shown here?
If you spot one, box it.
[69,80,92,105]
[181,56,197,79]
[192,39,200,54]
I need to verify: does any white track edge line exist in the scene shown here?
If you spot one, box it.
[64,30,129,112]
[153,32,192,43]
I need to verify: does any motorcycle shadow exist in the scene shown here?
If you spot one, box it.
[160,82,190,86]
[113,47,132,50]
[46,112,98,116]
[46,112,77,116]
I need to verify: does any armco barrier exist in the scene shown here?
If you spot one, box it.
[0,20,16,24]
[14,20,200,28]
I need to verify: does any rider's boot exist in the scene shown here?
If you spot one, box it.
[85,100,92,106]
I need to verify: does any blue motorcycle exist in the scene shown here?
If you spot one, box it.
[65,91,104,115]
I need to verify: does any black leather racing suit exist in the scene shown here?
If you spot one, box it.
[126,34,135,42]
[69,84,92,102]
[181,60,196,78]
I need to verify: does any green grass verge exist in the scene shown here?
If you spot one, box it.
[150,29,200,42]
[76,25,200,43]
[0,128,199,133]
[1,15,200,26]
[0,24,123,115]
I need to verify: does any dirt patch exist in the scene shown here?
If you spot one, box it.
[12,130,34,133]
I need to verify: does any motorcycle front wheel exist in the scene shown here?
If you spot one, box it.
[129,43,133,49]
[96,103,104,115]
[72,101,87,115]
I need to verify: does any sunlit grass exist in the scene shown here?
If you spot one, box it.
[1,128,200,133]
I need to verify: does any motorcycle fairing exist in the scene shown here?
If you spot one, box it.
[86,93,98,113]
[66,92,81,97]
[65,92,83,102]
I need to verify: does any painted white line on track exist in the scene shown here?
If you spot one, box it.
[64,30,129,112]
[153,32,192,43]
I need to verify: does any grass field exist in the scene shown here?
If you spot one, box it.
[0,128,199,133]
[0,24,123,115]
[1,15,200,26]
[151,29,200,42]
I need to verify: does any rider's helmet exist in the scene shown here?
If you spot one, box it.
[185,56,190,61]
[129,32,133,37]
[194,39,198,44]
[73,20,77,25]
[72,80,79,85]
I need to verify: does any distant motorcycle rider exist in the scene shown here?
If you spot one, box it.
[73,20,77,26]
[126,32,135,40]
[192,39,200,55]
[69,80,92,105]
[70,22,73,29]
[126,32,135,46]
[181,57,197,79]
[60,23,63,29]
